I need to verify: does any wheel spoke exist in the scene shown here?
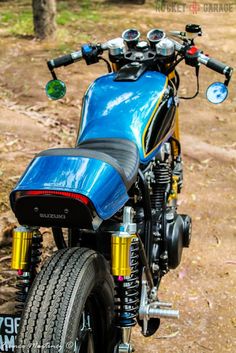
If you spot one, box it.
[75,310,94,353]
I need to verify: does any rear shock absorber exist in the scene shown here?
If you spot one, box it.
[112,207,140,353]
[11,226,43,315]
[114,237,139,328]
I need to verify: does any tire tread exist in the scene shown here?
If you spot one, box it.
[16,248,110,353]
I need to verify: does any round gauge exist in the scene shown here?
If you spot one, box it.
[122,29,140,43]
[147,29,165,43]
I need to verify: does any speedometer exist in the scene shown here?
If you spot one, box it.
[147,29,165,44]
[122,29,140,44]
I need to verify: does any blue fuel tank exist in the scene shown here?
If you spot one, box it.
[77,71,175,163]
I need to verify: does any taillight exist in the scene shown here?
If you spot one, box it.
[14,190,90,205]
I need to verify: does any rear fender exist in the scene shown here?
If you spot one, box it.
[10,154,129,224]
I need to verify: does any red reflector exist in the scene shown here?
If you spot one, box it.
[187,46,198,55]
[23,190,90,205]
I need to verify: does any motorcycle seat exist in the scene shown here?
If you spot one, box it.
[38,139,139,190]
[78,138,140,189]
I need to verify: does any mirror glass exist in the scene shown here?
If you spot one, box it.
[206,82,228,104]
[45,79,66,100]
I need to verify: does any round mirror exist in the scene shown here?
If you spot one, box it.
[45,79,66,100]
[206,82,228,104]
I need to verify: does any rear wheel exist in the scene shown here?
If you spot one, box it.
[16,248,117,353]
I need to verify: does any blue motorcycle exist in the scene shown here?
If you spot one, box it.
[8,25,232,353]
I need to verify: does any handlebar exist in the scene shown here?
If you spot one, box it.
[47,42,108,71]
[47,50,83,70]
[198,53,232,77]
[47,37,233,82]
[171,40,233,77]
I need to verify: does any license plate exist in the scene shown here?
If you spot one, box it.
[0,315,20,352]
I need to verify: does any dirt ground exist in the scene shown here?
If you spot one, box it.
[0,1,235,352]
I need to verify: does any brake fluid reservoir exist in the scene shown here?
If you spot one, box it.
[111,226,137,277]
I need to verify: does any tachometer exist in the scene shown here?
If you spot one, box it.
[147,29,165,44]
[122,29,140,45]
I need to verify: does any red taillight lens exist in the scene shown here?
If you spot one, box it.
[15,190,90,205]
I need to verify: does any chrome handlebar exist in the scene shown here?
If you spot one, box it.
[47,35,233,81]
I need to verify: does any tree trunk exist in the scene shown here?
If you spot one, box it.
[32,0,56,39]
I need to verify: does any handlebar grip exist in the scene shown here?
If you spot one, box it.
[71,50,83,62]
[47,54,74,70]
[206,57,231,75]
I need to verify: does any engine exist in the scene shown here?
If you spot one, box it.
[143,142,192,276]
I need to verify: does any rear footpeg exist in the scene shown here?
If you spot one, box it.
[143,305,179,319]
[139,302,179,320]
[139,274,179,336]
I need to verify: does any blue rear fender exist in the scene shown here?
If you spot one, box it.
[11,154,129,220]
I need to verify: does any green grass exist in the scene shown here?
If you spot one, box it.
[57,6,100,26]
[1,11,15,23]
[0,8,33,36]
[11,11,33,36]
[57,10,81,26]
[0,1,101,37]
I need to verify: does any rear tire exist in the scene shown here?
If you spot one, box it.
[16,248,117,353]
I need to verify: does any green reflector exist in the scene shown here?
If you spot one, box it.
[45,79,66,100]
